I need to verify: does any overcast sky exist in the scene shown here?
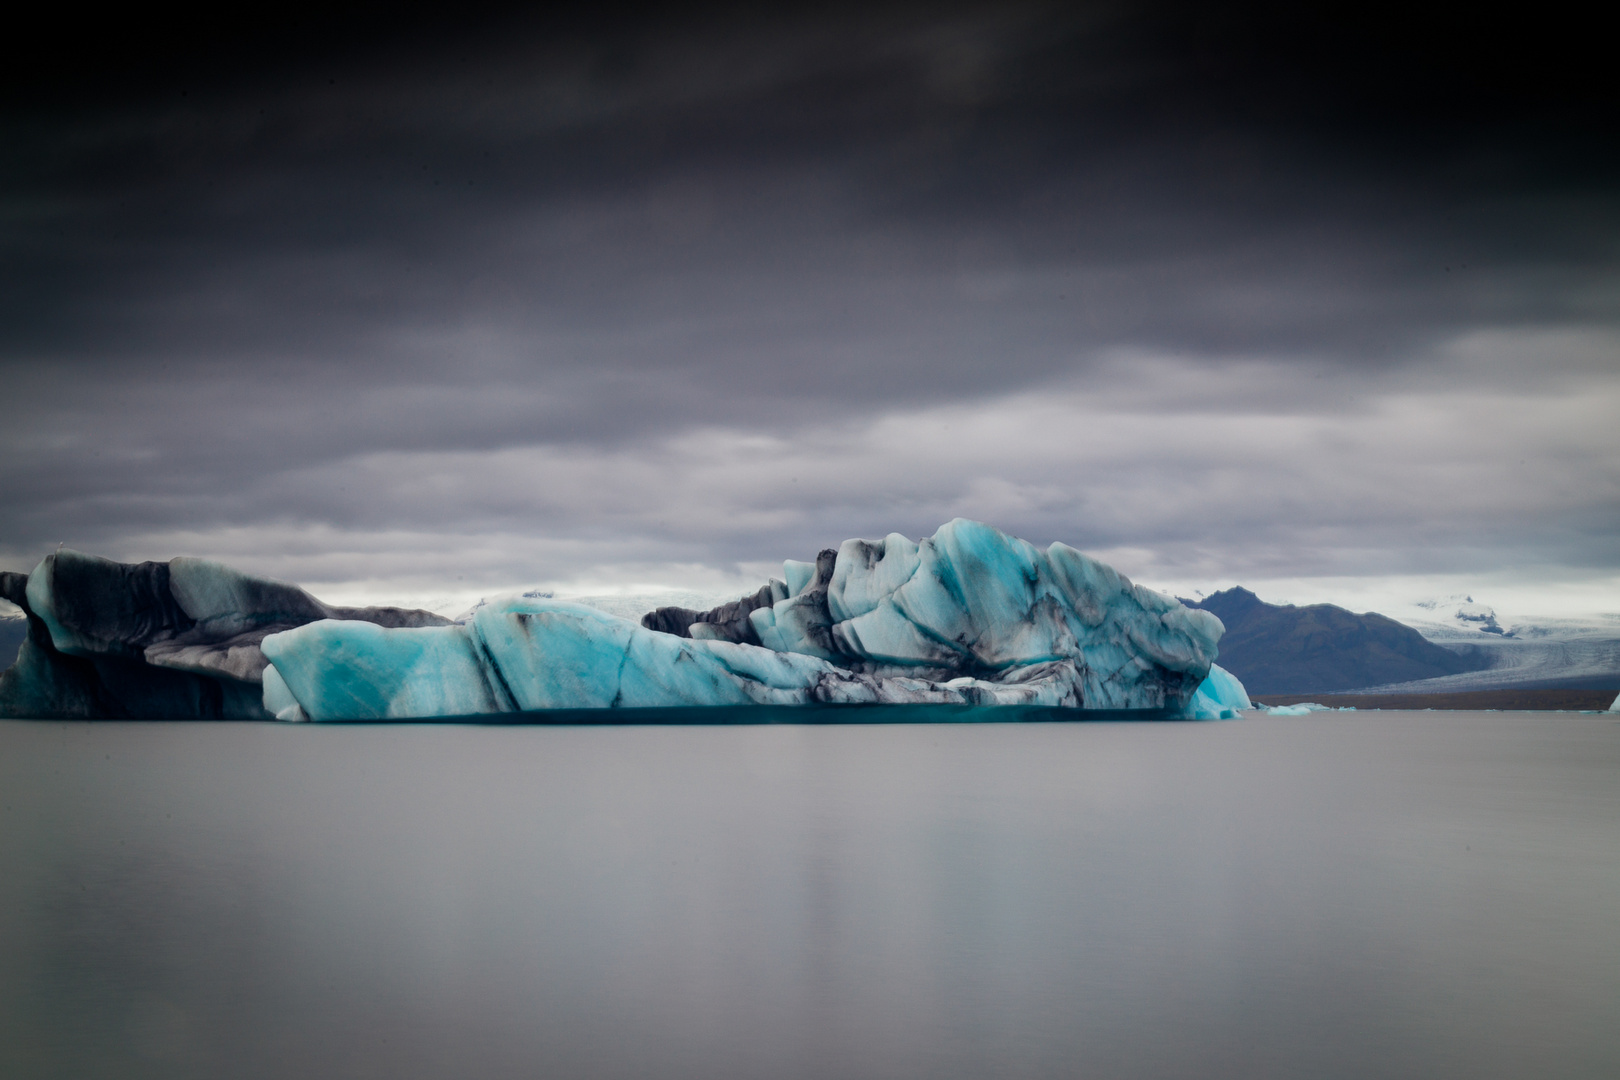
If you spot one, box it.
[3,2,1616,616]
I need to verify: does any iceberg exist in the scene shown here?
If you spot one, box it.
[1263,702,1358,715]
[1265,702,1329,716]
[0,550,448,720]
[0,520,1245,722]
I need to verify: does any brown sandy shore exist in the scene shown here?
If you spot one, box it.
[1252,688,1620,711]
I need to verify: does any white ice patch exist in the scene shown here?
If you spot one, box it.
[1264,702,1358,716]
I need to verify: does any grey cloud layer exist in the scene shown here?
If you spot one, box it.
[2,3,1616,595]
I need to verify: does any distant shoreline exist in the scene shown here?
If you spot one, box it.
[1252,688,1617,711]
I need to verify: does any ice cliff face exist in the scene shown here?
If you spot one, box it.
[0,520,1242,721]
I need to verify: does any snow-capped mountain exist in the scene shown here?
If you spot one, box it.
[1356,595,1620,692]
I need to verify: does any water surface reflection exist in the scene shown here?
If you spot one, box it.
[2,714,1616,1079]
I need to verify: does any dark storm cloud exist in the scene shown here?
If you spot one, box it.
[2,2,1617,597]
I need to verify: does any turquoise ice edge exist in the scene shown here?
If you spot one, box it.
[304,703,1185,725]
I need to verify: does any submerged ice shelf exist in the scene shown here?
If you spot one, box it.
[1,520,1248,721]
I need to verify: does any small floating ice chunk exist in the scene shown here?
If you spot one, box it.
[1264,702,1350,716]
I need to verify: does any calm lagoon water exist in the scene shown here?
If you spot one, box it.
[2,711,1616,1079]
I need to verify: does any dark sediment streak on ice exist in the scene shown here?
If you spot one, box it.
[0,553,446,720]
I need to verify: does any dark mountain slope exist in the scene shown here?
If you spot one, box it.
[1187,587,1489,694]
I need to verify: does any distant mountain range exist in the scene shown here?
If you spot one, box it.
[1183,588,1491,695]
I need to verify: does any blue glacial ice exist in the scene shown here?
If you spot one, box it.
[0,519,1248,721]
[1187,661,1252,719]
[258,519,1240,721]
[262,598,1116,720]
